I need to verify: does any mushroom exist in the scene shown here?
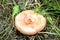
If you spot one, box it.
[15,10,46,35]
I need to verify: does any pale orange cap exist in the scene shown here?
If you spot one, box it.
[15,10,46,35]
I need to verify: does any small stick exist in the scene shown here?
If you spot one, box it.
[38,32,56,35]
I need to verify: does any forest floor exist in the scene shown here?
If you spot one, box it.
[0,0,60,40]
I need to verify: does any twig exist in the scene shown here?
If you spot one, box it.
[38,32,56,35]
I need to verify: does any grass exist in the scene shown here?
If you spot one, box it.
[0,0,60,40]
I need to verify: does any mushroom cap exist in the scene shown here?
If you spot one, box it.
[15,10,46,35]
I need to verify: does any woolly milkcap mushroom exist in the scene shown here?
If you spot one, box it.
[15,10,46,35]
